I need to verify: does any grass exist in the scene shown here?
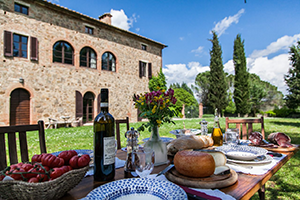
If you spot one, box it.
[9,117,300,200]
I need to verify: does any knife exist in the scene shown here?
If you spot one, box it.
[156,164,174,177]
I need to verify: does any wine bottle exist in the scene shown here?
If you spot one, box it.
[212,109,223,146]
[93,89,115,181]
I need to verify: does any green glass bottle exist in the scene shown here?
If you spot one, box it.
[93,89,115,181]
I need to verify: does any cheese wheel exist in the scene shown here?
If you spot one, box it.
[174,150,215,178]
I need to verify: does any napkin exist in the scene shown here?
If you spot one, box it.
[147,174,235,200]
[226,154,286,175]
[85,157,126,177]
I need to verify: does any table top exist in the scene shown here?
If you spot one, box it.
[59,148,299,200]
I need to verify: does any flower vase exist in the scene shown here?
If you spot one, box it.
[143,126,168,166]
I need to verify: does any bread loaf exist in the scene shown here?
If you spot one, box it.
[174,150,215,178]
[167,135,214,156]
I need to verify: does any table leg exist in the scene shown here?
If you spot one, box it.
[258,184,265,200]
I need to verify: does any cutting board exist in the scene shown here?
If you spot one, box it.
[165,168,238,189]
[250,144,299,152]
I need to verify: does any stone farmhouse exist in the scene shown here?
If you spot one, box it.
[0,0,166,126]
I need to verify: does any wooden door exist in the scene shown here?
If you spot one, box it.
[10,88,30,125]
[83,92,94,123]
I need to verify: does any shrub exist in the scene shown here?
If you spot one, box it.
[273,106,293,117]
[265,110,276,117]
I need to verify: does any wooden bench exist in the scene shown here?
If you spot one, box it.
[45,117,72,129]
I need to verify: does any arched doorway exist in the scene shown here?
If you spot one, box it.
[83,92,95,123]
[10,88,30,125]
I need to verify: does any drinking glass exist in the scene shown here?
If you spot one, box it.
[135,148,155,178]
[224,128,239,146]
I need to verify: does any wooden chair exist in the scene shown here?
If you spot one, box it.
[115,117,130,149]
[0,120,47,170]
[225,116,265,200]
[225,116,265,140]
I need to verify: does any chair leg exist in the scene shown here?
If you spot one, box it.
[258,184,265,200]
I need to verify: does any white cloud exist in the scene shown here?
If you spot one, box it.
[250,34,300,59]
[110,9,136,31]
[248,54,290,94]
[212,9,245,36]
[163,62,209,88]
[179,37,184,41]
[191,46,204,56]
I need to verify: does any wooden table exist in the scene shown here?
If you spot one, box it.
[59,148,299,200]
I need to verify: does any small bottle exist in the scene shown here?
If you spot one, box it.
[200,119,208,136]
[124,128,140,178]
[212,109,223,146]
[93,89,115,181]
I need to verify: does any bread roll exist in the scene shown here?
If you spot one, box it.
[167,135,214,156]
[174,150,215,178]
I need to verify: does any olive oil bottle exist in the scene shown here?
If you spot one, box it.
[212,109,223,146]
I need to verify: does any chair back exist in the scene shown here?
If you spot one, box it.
[115,117,130,149]
[0,120,46,170]
[225,116,265,140]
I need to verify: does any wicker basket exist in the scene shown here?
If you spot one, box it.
[0,166,89,200]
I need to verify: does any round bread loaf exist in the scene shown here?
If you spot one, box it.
[174,150,215,178]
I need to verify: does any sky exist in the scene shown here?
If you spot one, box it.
[48,0,300,96]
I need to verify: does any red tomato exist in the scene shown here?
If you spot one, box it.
[58,150,78,164]
[36,173,49,182]
[60,165,70,173]
[9,168,26,180]
[0,175,5,181]
[22,163,34,171]
[69,154,90,169]
[41,154,64,168]
[28,177,39,183]
[31,154,45,163]
[50,168,64,180]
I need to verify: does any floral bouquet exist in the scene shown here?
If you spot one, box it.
[133,88,181,132]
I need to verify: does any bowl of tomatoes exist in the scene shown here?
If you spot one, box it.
[0,150,90,200]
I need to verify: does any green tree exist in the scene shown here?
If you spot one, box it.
[192,71,210,106]
[174,88,199,118]
[284,41,300,109]
[233,34,250,115]
[208,31,228,115]
[249,74,267,116]
[148,68,167,91]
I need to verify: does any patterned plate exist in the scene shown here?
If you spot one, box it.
[83,178,187,200]
[216,145,268,161]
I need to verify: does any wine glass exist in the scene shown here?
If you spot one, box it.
[135,148,155,178]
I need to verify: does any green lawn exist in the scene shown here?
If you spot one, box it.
[16,117,300,199]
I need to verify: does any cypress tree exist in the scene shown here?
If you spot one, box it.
[208,31,228,115]
[284,41,300,108]
[233,34,250,115]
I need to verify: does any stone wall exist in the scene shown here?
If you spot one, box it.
[0,0,165,125]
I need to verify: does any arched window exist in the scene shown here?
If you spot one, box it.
[80,47,97,69]
[101,52,116,72]
[53,41,74,65]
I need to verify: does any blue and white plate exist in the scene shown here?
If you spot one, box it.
[142,137,174,144]
[216,145,268,161]
[51,149,93,157]
[170,129,201,138]
[83,178,187,200]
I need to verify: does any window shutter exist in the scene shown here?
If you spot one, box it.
[4,31,13,57]
[148,63,152,79]
[76,91,83,118]
[139,61,143,78]
[97,93,101,114]
[30,36,38,61]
